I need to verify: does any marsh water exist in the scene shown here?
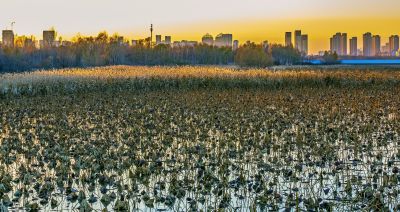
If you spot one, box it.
[1,81,400,211]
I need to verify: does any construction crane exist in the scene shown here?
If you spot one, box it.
[11,21,15,31]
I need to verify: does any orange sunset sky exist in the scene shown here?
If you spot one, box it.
[1,0,400,54]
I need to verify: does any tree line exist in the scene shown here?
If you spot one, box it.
[0,32,304,72]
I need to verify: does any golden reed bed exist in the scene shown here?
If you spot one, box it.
[2,65,400,83]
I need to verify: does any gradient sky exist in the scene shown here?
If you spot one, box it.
[1,0,400,54]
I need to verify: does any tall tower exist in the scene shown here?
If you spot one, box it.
[341,33,347,56]
[372,35,381,56]
[294,30,302,51]
[330,33,347,56]
[350,37,358,56]
[2,30,14,48]
[43,30,56,48]
[389,35,399,56]
[285,32,292,47]
[150,24,153,48]
[301,34,308,55]
[363,32,372,56]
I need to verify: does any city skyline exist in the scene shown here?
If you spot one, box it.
[1,0,400,54]
[1,21,399,55]
[3,27,400,56]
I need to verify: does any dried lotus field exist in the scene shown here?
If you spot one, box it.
[1,66,400,211]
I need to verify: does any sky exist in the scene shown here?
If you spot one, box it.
[1,0,400,54]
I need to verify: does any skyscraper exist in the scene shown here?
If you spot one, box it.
[330,33,347,55]
[165,36,172,45]
[301,35,308,55]
[330,33,340,55]
[215,33,232,48]
[202,33,214,46]
[43,30,56,48]
[363,32,372,56]
[341,33,347,56]
[389,35,399,56]
[156,35,162,45]
[285,32,292,47]
[372,35,381,56]
[349,37,357,56]
[294,30,302,51]
[382,43,390,56]
[2,30,14,48]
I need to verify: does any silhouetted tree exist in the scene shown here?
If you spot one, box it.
[0,31,315,72]
[235,42,273,67]
[322,51,339,64]
[270,44,302,65]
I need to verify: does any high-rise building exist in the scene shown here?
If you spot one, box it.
[341,33,347,55]
[2,30,14,48]
[233,40,239,51]
[330,33,340,55]
[43,30,56,48]
[349,37,357,56]
[330,33,347,55]
[215,33,232,48]
[363,32,373,56]
[156,35,162,45]
[381,43,390,56]
[294,30,302,51]
[202,33,214,46]
[285,32,292,47]
[301,35,308,55]
[389,35,399,56]
[372,35,381,56]
[165,36,171,45]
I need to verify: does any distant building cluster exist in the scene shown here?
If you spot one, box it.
[327,32,399,57]
[330,33,347,56]
[215,33,233,48]
[173,40,197,48]
[1,29,73,49]
[2,25,400,57]
[285,30,308,55]
[155,35,172,45]
[200,33,235,49]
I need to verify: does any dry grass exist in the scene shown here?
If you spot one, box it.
[1,65,400,97]
[2,65,400,82]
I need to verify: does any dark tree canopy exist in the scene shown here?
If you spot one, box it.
[270,44,302,65]
[0,32,308,72]
[322,51,339,64]
[235,42,273,67]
